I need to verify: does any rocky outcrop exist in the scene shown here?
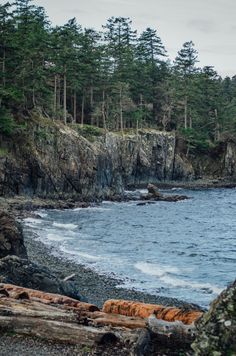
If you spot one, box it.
[0,121,192,200]
[0,210,27,258]
[144,183,189,202]
[192,279,236,354]
[0,255,84,301]
[0,119,235,200]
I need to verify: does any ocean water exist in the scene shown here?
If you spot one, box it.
[23,188,236,308]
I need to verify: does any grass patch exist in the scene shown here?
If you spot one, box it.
[72,124,104,141]
[0,147,8,157]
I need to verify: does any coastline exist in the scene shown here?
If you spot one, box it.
[23,226,203,311]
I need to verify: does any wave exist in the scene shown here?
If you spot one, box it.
[53,222,78,230]
[45,233,70,242]
[60,246,101,261]
[135,262,223,294]
[37,211,48,218]
[135,262,180,277]
[24,218,42,225]
[162,275,223,295]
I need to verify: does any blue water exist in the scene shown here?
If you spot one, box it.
[24,188,236,308]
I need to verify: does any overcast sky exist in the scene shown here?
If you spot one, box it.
[33,0,236,78]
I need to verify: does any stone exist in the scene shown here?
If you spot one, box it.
[0,255,85,301]
[0,210,27,259]
[191,279,236,355]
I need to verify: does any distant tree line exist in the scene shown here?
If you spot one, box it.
[1,0,236,149]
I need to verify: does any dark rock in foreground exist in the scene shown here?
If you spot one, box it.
[0,210,27,259]
[192,279,236,354]
[0,255,84,301]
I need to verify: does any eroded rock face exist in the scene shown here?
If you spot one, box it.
[0,122,194,199]
[0,210,27,259]
[192,280,236,355]
[0,255,84,301]
[0,120,235,199]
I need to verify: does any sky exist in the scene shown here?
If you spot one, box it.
[33,0,236,78]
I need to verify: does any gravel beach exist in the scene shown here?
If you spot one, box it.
[0,212,202,355]
[23,227,201,311]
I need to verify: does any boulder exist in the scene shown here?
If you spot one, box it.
[145,184,189,202]
[147,183,162,197]
[192,280,236,355]
[0,255,85,301]
[0,210,27,259]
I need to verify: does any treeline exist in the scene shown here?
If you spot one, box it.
[1,0,236,147]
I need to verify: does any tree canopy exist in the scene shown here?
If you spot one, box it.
[0,1,236,150]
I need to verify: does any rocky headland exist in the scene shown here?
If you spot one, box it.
[0,118,236,354]
[0,117,236,201]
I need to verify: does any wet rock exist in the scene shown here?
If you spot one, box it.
[147,183,162,197]
[145,183,189,202]
[0,255,85,301]
[0,210,27,259]
[192,279,236,355]
[0,121,195,200]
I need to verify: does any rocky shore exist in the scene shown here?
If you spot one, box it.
[0,197,236,355]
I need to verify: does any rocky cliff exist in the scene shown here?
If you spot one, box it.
[0,117,235,200]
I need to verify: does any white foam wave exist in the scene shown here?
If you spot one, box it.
[46,233,68,242]
[135,262,180,277]
[135,262,223,294]
[60,247,101,261]
[162,276,223,295]
[24,218,42,225]
[53,222,78,230]
[37,211,48,218]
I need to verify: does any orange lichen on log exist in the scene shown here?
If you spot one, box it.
[0,284,99,312]
[103,300,203,325]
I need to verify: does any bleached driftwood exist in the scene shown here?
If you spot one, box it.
[0,284,200,351]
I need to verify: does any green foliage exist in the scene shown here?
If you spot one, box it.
[0,0,236,144]
[75,124,104,138]
[180,128,214,153]
[0,147,8,157]
[0,108,16,135]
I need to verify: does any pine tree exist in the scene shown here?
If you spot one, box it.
[174,41,199,129]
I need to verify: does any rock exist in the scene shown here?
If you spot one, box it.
[0,121,195,200]
[191,279,236,355]
[145,184,189,202]
[0,210,27,259]
[147,183,162,197]
[0,255,85,301]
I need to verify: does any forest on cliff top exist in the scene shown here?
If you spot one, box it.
[1,0,236,152]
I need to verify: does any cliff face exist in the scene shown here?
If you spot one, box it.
[0,118,235,199]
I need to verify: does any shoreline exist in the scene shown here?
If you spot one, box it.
[23,226,203,311]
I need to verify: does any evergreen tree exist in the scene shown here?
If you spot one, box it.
[174,41,199,129]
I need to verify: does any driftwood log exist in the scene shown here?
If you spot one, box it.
[0,284,202,351]
[103,299,203,324]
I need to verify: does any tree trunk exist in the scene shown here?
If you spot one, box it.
[63,65,67,125]
[119,86,124,135]
[73,91,77,123]
[214,109,220,141]
[53,75,57,117]
[102,89,107,131]
[184,96,188,129]
[81,93,85,127]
